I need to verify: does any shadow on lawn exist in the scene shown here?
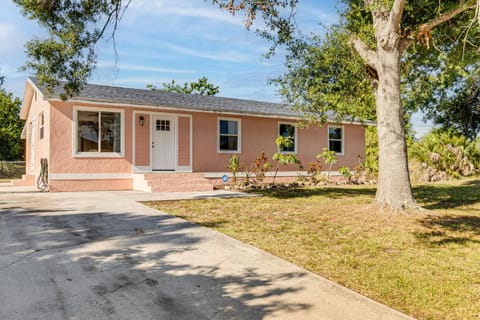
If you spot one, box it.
[413,179,480,210]
[248,186,376,199]
[241,180,480,211]
[415,214,480,246]
[415,179,480,245]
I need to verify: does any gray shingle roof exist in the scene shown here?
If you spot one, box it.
[31,77,301,118]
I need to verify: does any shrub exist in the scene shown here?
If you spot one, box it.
[226,155,241,186]
[249,152,271,184]
[272,136,303,184]
[307,160,325,184]
[338,165,352,181]
[318,148,337,176]
[409,129,480,182]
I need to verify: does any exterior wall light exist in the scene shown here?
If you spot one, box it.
[139,116,145,127]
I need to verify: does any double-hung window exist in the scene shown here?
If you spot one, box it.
[328,126,343,154]
[76,110,122,155]
[218,118,240,153]
[278,123,297,153]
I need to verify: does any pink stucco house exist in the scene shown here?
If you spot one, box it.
[15,77,367,192]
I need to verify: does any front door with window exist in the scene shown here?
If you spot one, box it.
[152,116,175,170]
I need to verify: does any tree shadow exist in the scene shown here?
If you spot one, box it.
[413,181,480,210]
[0,203,312,319]
[246,186,376,199]
[414,214,480,246]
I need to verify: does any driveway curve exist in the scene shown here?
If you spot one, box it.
[0,187,414,320]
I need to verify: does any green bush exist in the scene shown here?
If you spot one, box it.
[409,129,480,182]
[226,155,241,186]
[0,161,25,179]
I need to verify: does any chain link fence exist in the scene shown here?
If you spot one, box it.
[0,161,25,180]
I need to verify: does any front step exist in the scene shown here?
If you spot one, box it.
[142,173,213,193]
[11,174,35,187]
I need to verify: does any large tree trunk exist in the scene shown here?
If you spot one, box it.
[375,47,417,210]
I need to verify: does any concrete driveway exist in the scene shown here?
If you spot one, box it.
[0,187,414,320]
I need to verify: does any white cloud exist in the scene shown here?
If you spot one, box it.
[127,0,245,27]
[89,76,190,88]
[96,62,196,74]
[152,40,253,63]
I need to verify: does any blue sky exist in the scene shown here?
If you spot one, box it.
[0,0,432,135]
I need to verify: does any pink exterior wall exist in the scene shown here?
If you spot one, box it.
[48,102,133,191]
[48,179,132,192]
[23,87,50,184]
[191,113,365,172]
[49,102,133,174]
[178,116,191,167]
[135,113,150,166]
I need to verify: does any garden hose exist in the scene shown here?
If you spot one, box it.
[36,158,48,191]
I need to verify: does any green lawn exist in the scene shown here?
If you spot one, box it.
[146,179,480,320]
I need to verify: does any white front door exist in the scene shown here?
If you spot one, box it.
[152,116,175,170]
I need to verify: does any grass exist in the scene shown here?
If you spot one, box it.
[146,179,480,320]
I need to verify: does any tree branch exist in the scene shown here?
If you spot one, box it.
[387,0,406,33]
[417,1,477,47]
[423,2,477,31]
[349,36,377,69]
[477,0,480,24]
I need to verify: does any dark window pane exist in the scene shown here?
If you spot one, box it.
[279,124,295,138]
[329,127,342,140]
[156,119,170,131]
[281,142,295,152]
[100,112,121,152]
[78,111,99,152]
[220,135,238,151]
[220,120,238,135]
[279,124,295,152]
[329,140,342,153]
[164,120,170,131]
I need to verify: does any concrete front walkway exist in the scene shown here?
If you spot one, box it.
[0,187,415,320]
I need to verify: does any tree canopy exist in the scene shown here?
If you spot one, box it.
[275,0,479,209]
[0,87,24,161]
[146,77,220,96]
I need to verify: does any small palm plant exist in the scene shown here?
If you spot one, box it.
[319,148,337,177]
[226,155,241,187]
[272,136,302,185]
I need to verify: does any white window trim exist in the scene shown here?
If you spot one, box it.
[217,117,241,154]
[328,125,344,156]
[278,122,298,154]
[73,106,125,158]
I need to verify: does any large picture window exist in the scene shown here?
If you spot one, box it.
[328,126,343,154]
[218,118,240,152]
[279,123,296,153]
[77,110,122,154]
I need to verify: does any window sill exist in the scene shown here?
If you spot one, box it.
[74,152,124,159]
[217,150,241,154]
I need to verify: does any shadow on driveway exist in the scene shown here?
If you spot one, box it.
[0,202,310,319]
